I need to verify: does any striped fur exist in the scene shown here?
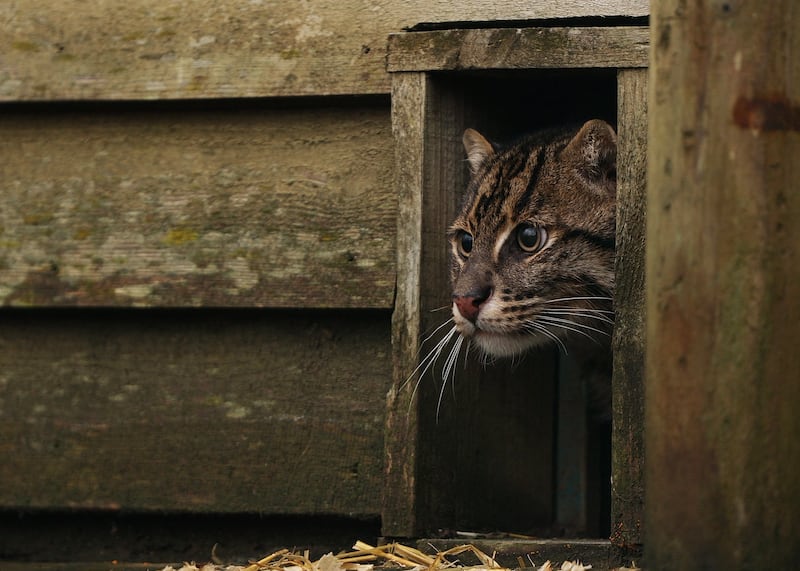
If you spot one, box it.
[449,120,617,362]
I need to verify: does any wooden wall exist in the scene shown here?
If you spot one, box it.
[0,102,395,308]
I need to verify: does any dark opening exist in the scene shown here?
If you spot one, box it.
[414,69,617,538]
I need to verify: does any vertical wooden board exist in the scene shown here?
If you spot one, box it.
[0,309,391,514]
[385,72,427,537]
[448,354,558,532]
[412,75,465,533]
[610,68,647,553]
[647,1,800,568]
[0,103,395,308]
[555,357,588,531]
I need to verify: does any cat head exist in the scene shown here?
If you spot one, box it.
[449,120,617,357]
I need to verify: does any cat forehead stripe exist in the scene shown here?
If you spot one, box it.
[513,145,548,217]
[493,223,515,263]
[468,149,539,226]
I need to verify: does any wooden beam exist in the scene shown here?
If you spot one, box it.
[387,27,649,73]
[647,1,800,567]
[1,1,648,101]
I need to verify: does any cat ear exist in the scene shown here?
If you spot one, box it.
[565,119,617,193]
[463,128,494,174]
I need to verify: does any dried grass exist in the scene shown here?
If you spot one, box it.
[159,541,607,571]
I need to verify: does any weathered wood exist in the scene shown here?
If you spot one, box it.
[0,103,394,308]
[387,27,649,72]
[0,1,650,101]
[384,72,427,537]
[647,1,800,568]
[1,512,379,566]
[610,68,646,554]
[0,309,391,514]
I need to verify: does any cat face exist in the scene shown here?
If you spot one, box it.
[449,120,617,357]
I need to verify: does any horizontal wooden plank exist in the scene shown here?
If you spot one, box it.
[0,103,395,308]
[0,512,380,565]
[387,27,650,72]
[0,309,391,514]
[0,1,649,100]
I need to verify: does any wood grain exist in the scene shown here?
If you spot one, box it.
[1,1,649,100]
[387,27,649,72]
[0,103,395,308]
[610,68,647,555]
[647,1,800,567]
[384,72,427,537]
[0,309,391,514]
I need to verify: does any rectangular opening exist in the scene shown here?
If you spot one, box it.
[410,68,618,538]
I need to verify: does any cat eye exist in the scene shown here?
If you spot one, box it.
[456,231,473,257]
[516,224,547,253]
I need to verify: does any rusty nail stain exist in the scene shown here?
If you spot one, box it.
[733,94,800,132]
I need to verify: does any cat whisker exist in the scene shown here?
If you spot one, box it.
[479,351,496,368]
[463,338,473,371]
[543,305,615,315]
[523,321,569,354]
[442,332,463,386]
[428,305,453,313]
[536,315,608,344]
[540,309,615,326]
[543,295,614,305]
[438,334,465,421]
[538,315,612,337]
[402,323,457,399]
[419,317,459,352]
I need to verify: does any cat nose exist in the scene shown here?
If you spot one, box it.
[453,288,491,322]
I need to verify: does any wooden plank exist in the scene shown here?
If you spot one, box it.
[445,354,557,533]
[407,0,648,25]
[0,103,395,308]
[0,511,380,565]
[647,1,800,568]
[555,356,588,531]
[0,309,391,514]
[387,27,649,72]
[0,1,650,101]
[384,72,426,537]
[610,68,647,555]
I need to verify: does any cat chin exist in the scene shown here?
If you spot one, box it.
[471,330,549,358]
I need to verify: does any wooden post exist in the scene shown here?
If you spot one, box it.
[384,72,427,537]
[611,67,647,558]
[647,2,800,568]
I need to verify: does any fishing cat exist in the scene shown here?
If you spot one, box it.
[449,119,617,417]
